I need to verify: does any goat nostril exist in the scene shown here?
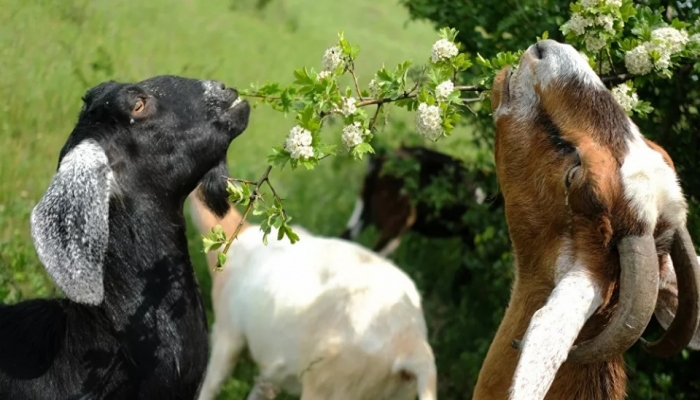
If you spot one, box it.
[218,82,226,91]
[533,43,543,59]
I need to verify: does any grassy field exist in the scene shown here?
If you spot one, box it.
[0,0,477,398]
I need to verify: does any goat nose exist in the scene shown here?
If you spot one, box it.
[209,80,226,92]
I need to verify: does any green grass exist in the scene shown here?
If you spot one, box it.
[0,0,478,398]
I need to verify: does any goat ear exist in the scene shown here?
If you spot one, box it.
[655,255,700,350]
[30,140,112,306]
[197,159,231,219]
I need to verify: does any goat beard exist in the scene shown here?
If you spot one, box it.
[197,159,231,218]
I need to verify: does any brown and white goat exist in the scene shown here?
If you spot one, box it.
[340,145,502,257]
[473,39,700,400]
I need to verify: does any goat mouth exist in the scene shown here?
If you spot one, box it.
[229,97,244,110]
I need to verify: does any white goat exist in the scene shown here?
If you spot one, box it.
[189,191,437,400]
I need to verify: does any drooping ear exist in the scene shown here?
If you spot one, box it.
[655,254,700,350]
[197,159,231,219]
[30,139,112,306]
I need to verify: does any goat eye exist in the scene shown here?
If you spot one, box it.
[132,99,145,115]
[565,165,581,188]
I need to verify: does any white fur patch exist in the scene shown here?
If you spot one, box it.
[509,260,603,400]
[532,40,603,91]
[474,187,486,205]
[345,197,365,238]
[496,40,604,121]
[620,123,686,231]
[378,237,401,257]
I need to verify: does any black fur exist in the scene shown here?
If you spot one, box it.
[0,75,250,399]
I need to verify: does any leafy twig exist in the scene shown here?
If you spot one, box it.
[214,166,273,271]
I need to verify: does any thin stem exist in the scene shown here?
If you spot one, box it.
[601,73,635,84]
[369,104,383,132]
[348,62,364,100]
[226,177,257,185]
[462,97,483,104]
[356,85,485,108]
[214,165,273,271]
[606,48,617,75]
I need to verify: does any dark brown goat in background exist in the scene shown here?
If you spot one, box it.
[340,145,503,257]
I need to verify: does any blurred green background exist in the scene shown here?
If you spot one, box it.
[1,0,699,399]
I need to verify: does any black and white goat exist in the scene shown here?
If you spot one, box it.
[340,145,503,257]
[0,75,250,399]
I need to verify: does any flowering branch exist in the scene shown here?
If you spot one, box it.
[201,1,700,255]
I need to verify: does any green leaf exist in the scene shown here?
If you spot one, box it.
[217,252,227,266]
[293,67,315,87]
[284,225,301,244]
[202,236,223,253]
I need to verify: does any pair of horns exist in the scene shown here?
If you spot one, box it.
[511,227,700,363]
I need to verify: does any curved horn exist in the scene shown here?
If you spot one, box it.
[640,227,700,357]
[567,234,659,364]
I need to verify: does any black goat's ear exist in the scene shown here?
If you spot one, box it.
[197,159,231,219]
[30,139,112,306]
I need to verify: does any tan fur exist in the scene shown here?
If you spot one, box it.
[189,187,250,306]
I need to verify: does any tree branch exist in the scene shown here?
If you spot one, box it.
[356,85,485,107]
[601,73,635,84]
[214,165,273,271]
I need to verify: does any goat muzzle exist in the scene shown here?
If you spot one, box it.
[640,227,700,357]
[567,234,659,364]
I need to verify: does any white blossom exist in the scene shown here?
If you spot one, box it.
[415,103,444,140]
[435,80,455,101]
[567,13,592,36]
[690,33,700,44]
[595,14,615,33]
[284,125,314,160]
[585,35,606,52]
[599,57,612,74]
[317,70,332,80]
[579,0,601,8]
[605,0,622,6]
[645,42,673,70]
[341,122,368,149]
[337,97,357,117]
[611,84,639,113]
[431,39,459,63]
[650,27,689,54]
[625,44,653,75]
[322,46,344,71]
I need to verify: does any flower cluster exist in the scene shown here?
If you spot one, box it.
[435,80,455,101]
[415,103,444,140]
[284,125,314,160]
[341,122,368,149]
[611,83,639,113]
[317,70,332,80]
[581,0,621,7]
[337,97,357,117]
[431,38,459,63]
[564,0,623,53]
[624,26,689,75]
[322,46,344,71]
